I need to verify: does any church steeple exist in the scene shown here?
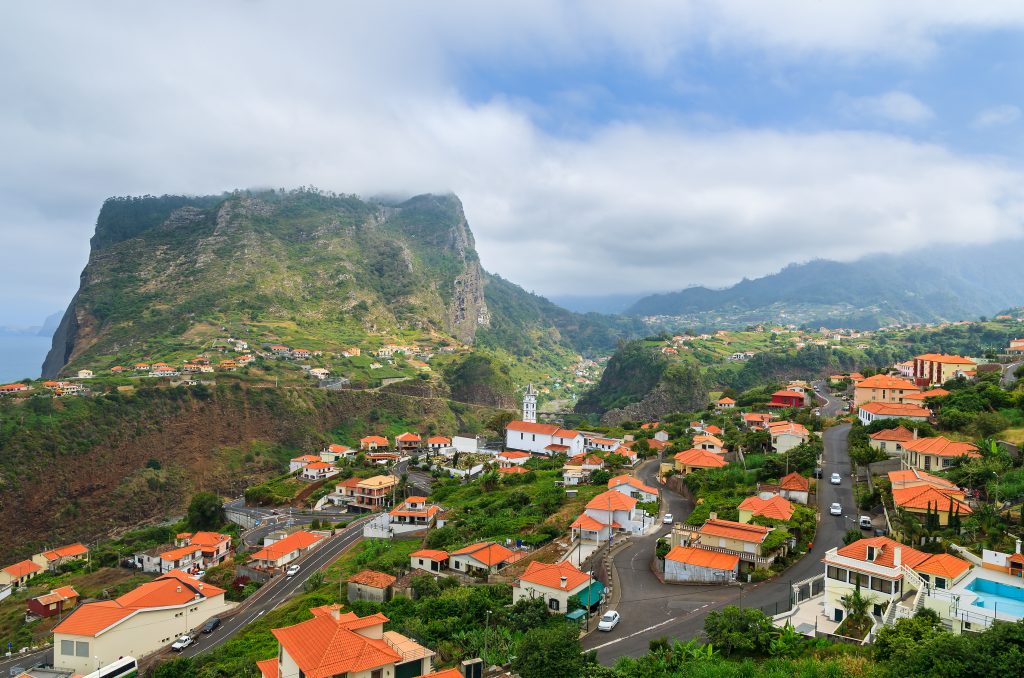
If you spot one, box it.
[522,383,537,423]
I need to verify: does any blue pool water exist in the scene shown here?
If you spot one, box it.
[967,577,1024,618]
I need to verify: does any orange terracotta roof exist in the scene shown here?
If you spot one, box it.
[360,435,389,444]
[699,518,770,544]
[665,546,739,570]
[859,402,931,417]
[704,425,723,435]
[742,413,774,425]
[271,610,400,678]
[303,461,335,471]
[159,544,202,561]
[417,670,462,678]
[717,397,736,404]
[608,474,659,496]
[250,531,323,562]
[427,436,451,444]
[903,388,951,401]
[913,553,971,579]
[396,432,421,442]
[498,466,529,474]
[518,560,591,591]
[571,513,617,531]
[693,434,724,447]
[51,600,134,636]
[915,353,976,365]
[410,549,449,561]
[902,436,980,458]
[327,444,351,453]
[834,536,927,569]
[348,570,397,588]
[779,472,810,492]
[887,469,960,493]
[738,495,794,521]
[506,421,580,438]
[497,451,532,460]
[292,454,322,463]
[892,485,973,514]
[3,560,42,578]
[52,585,79,598]
[772,390,806,399]
[450,541,516,566]
[869,426,916,442]
[40,543,89,560]
[586,490,638,511]
[674,448,728,468]
[256,658,279,678]
[855,374,919,390]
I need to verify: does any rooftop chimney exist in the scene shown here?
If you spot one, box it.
[709,512,718,521]
[560,575,568,589]
[913,428,919,440]
[894,547,902,568]
[176,586,182,593]
[1016,539,1022,555]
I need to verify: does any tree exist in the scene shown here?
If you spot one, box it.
[512,623,585,678]
[839,581,873,637]
[702,605,774,656]
[186,492,225,531]
[844,529,864,545]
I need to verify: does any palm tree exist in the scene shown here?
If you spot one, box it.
[840,581,873,637]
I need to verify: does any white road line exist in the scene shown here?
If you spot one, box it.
[587,617,678,650]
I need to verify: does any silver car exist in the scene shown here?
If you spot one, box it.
[598,610,620,631]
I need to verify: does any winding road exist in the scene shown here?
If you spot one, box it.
[583,419,853,664]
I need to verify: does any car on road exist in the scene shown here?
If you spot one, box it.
[830,472,842,485]
[814,467,823,478]
[859,516,873,529]
[286,564,301,577]
[663,513,674,524]
[598,610,621,631]
[171,635,195,651]
[829,503,842,516]
[202,617,221,634]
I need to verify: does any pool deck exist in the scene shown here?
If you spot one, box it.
[941,567,1024,624]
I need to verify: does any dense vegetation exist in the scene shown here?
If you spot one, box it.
[576,340,669,413]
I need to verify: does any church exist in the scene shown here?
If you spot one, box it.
[504,384,586,456]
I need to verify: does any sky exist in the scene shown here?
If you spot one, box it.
[3,1,1024,325]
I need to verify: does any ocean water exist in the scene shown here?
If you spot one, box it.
[0,334,52,382]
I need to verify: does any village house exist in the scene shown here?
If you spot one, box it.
[353,475,399,510]
[737,494,794,523]
[741,412,775,429]
[308,367,329,380]
[892,484,972,527]
[853,374,921,406]
[887,468,962,496]
[256,605,435,678]
[513,560,601,613]
[449,541,517,575]
[389,496,442,528]
[823,537,971,623]
[347,569,397,602]
[767,421,810,453]
[53,571,229,675]
[505,421,585,456]
[695,516,777,571]
[693,434,726,454]
[673,448,728,474]
[175,532,231,567]
[857,401,931,426]
[1009,338,1024,355]
[249,530,324,571]
[268,344,290,355]
[427,435,452,451]
[497,450,532,468]
[716,397,736,410]
[291,348,312,359]
[902,436,981,472]
[300,461,339,481]
[895,360,915,378]
[360,435,389,451]
[289,454,322,473]
[583,490,645,534]
[0,560,43,587]
[608,475,659,503]
[27,585,79,619]
[366,451,400,465]
[31,543,89,572]
[321,443,354,463]
[409,549,449,573]
[395,431,422,453]
[0,383,30,395]
[134,544,203,575]
[868,425,916,456]
[76,369,93,379]
[664,546,739,584]
[913,353,977,387]
[585,434,622,453]
[768,389,807,408]
[134,363,150,371]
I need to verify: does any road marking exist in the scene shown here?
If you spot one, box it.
[587,617,678,650]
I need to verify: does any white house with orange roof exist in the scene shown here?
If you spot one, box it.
[0,560,43,587]
[692,434,725,454]
[695,516,776,570]
[289,453,322,473]
[716,396,736,410]
[31,543,89,572]
[673,448,728,474]
[901,436,981,472]
[857,401,931,426]
[300,461,339,481]
[426,435,452,451]
[409,549,449,573]
[775,472,811,505]
[52,571,230,674]
[664,546,739,584]
[496,450,532,468]
[608,475,659,503]
[868,425,916,456]
[505,421,585,456]
[395,431,422,453]
[321,443,354,463]
[767,421,810,453]
[389,496,441,528]
[513,560,599,613]
[853,374,921,406]
[256,605,435,678]
[448,541,517,575]
[583,490,644,534]
[249,531,324,571]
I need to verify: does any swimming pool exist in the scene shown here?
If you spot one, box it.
[967,576,1024,618]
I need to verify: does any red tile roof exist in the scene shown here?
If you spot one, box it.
[699,518,770,544]
[832,536,968,579]
[39,543,89,561]
[902,436,980,459]
[256,658,279,678]
[779,472,810,492]
[665,546,739,571]
[608,474,659,496]
[869,426,916,442]
[571,514,618,531]
[717,397,736,404]
[427,436,451,444]
[348,570,397,589]
[915,353,975,365]
[506,421,580,437]
[396,432,421,442]
[271,609,400,678]
[902,388,951,401]
[673,448,728,468]
[772,390,806,399]
[417,669,463,678]
[914,553,971,579]
[2,560,42,578]
[585,490,638,511]
[518,560,591,591]
[360,435,389,445]
[250,531,324,563]
[497,451,532,460]
[737,495,794,521]
[892,485,973,514]
[859,402,931,417]
[410,549,449,561]
[498,466,530,474]
[855,374,919,390]
[886,469,960,493]
[450,542,515,566]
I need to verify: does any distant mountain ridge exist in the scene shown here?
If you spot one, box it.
[626,240,1024,328]
[43,189,631,378]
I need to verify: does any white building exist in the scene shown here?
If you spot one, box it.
[607,475,659,503]
[664,546,738,584]
[767,421,810,454]
[583,490,645,534]
[522,383,537,423]
[513,561,597,613]
[505,421,584,456]
[857,402,931,426]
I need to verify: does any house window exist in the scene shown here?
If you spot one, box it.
[935,577,947,589]
[371,670,383,678]
[871,577,892,594]
[75,641,89,657]
[60,640,74,655]
[827,566,847,582]
[549,598,560,611]
[943,459,952,468]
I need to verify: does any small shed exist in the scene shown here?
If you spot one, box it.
[664,546,738,584]
[346,569,397,602]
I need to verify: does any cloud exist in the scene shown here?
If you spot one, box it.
[973,105,1022,129]
[838,91,934,124]
[3,2,1024,320]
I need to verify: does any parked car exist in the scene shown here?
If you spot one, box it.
[874,527,889,537]
[813,467,823,478]
[830,473,842,485]
[286,564,301,577]
[202,617,221,634]
[663,513,674,524]
[598,610,621,631]
[859,516,873,529]
[171,635,195,651]
[829,502,842,516]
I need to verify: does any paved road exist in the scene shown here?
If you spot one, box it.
[178,515,370,660]
[812,380,847,417]
[1003,360,1023,389]
[584,423,853,664]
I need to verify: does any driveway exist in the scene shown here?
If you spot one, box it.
[583,424,852,664]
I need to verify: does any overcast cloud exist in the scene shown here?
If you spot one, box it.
[3,1,1024,323]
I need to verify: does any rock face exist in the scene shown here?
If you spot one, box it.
[600,364,709,426]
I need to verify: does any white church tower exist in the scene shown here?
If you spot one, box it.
[522,383,537,423]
